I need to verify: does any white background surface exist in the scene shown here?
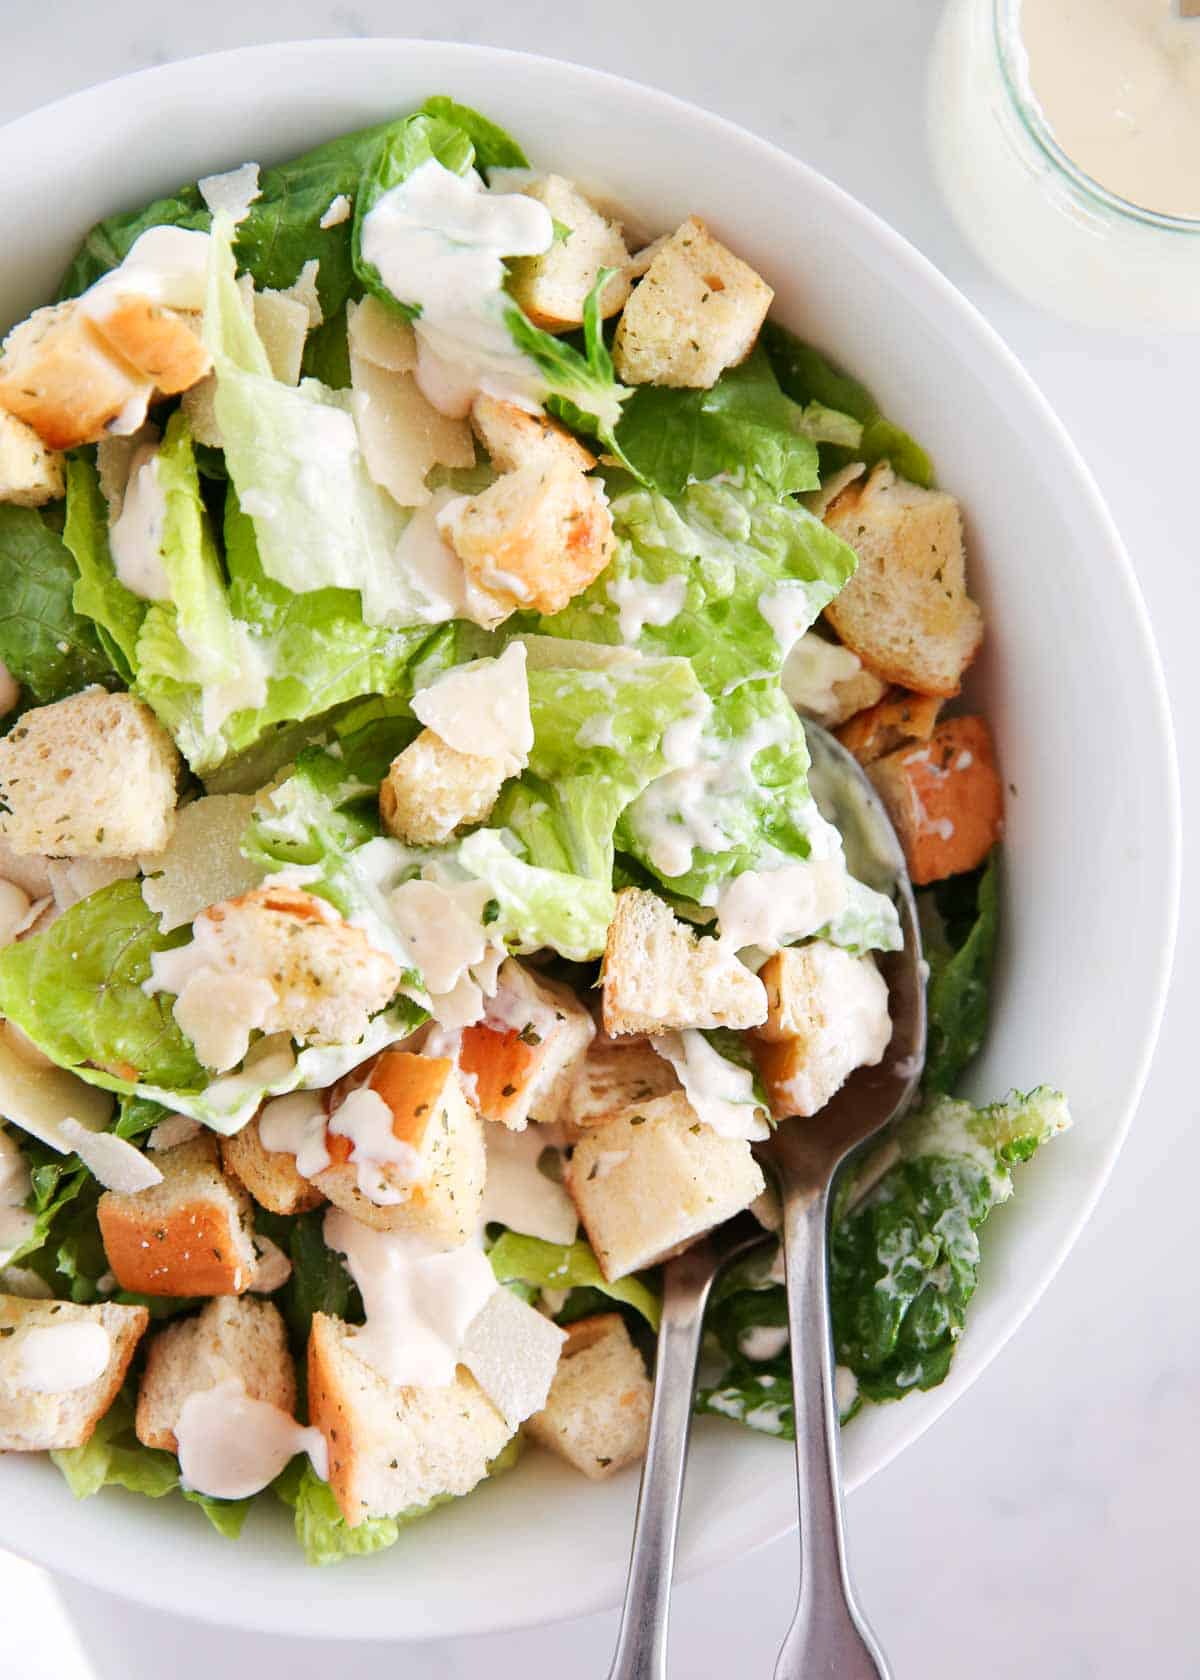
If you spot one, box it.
[1,3,1195,1675]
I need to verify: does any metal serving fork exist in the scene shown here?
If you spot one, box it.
[606,724,926,1680]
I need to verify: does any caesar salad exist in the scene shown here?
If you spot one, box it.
[0,95,1068,1563]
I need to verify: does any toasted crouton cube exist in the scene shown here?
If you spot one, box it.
[97,1133,259,1298]
[0,410,65,507]
[458,1284,565,1429]
[824,463,983,696]
[152,885,402,1070]
[0,300,154,451]
[612,217,773,389]
[751,943,891,1119]
[504,174,631,332]
[836,690,943,765]
[602,888,767,1037]
[0,689,180,858]
[379,727,510,846]
[471,394,596,474]
[562,1033,680,1132]
[136,1295,295,1452]
[525,1313,651,1479]
[85,293,211,395]
[307,1312,511,1526]
[565,1092,765,1279]
[867,715,1003,886]
[220,1114,325,1216]
[314,1051,486,1243]
[459,959,595,1130]
[0,1297,148,1451]
[442,458,615,619]
[781,631,888,729]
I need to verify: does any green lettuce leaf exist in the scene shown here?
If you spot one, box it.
[0,505,120,710]
[486,1231,661,1329]
[418,97,529,173]
[613,345,820,498]
[761,321,935,489]
[919,852,999,1094]
[274,1433,522,1566]
[828,1086,1070,1401]
[0,879,206,1092]
[505,271,628,449]
[62,459,144,681]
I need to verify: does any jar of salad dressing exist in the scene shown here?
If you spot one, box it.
[929,0,1200,328]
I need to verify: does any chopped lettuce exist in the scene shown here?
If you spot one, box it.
[613,345,820,498]
[505,270,629,450]
[63,459,144,681]
[918,852,999,1094]
[760,320,935,489]
[486,1231,661,1329]
[0,505,120,713]
[418,97,530,174]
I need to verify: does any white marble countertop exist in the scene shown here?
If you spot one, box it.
[2,3,1196,1675]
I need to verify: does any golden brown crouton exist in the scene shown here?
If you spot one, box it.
[379,728,510,845]
[0,300,154,450]
[0,1297,148,1451]
[525,1313,651,1478]
[601,888,767,1036]
[867,715,1004,885]
[470,394,596,474]
[0,410,65,507]
[612,217,773,388]
[751,942,892,1119]
[459,959,595,1130]
[220,1115,325,1216]
[835,690,943,764]
[504,174,632,332]
[86,294,211,395]
[824,462,983,696]
[136,1295,295,1452]
[561,1033,681,1133]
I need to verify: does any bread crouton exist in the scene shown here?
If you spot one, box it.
[0,410,65,507]
[85,293,211,395]
[781,631,888,729]
[751,943,891,1119]
[471,394,596,474]
[565,1091,765,1279]
[867,715,1003,885]
[0,689,179,857]
[504,174,631,332]
[601,888,767,1036]
[562,1033,680,1132]
[525,1312,651,1478]
[824,463,983,696]
[442,458,615,618]
[459,959,595,1130]
[136,1295,294,1452]
[612,217,773,388]
[836,690,942,765]
[314,1051,486,1244]
[0,300,154,451]
[379,727,510,845]
[0,1296,148,1451]
[97,1133,259,1298]
[152,885,402,1071]
[307,1312,511,1526]
[220,1114,325,1216]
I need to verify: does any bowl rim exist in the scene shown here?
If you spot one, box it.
[0,34,1181,1640]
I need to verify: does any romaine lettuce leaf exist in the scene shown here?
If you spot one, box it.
[486,1231,661,1329]
[63,457,144,681]
[418,97,529,174]
[0,505,120,711]
[918,852,999,1094]
[761,321,935,489]
[613,345,820,498]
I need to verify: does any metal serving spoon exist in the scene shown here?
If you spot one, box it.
[606,724,926,1680]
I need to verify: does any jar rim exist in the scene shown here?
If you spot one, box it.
[993,0,1200,235]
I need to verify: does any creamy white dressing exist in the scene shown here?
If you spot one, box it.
[607,573,688,643]
[360,157,554,418]
[58,1120,163,1194]
[258,1089,332,1178]
[739,1324,789,1361]
[756,583,817,657]
[575,712,618,749]
[411,642,532,767]
[781,632,863,723]
[0,879,47,948]
[198,163,261,225]
[1021,0,1200,219]
[835,1364,859,1416]
[84,226,212,315]
[478,1123,577,1245]
[324,1208,498,1389]
[0,661,18,717]
[109,443,171,601]
[175,1377,327,1500]
[652,1030,769,1142]
[328,1086,425,1206]
[4,1321,111,1393]
[716,859,850,952]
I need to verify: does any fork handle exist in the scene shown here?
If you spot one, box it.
[606,1241,721,1680]
[774,1170,891,1680]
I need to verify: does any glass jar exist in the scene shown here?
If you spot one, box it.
[928,0,1200,329]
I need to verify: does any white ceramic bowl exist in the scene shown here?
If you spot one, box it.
[0,38,1179,1642]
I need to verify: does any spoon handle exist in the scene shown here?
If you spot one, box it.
[606,1240,721,1680]
[773,1169,892,1680]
